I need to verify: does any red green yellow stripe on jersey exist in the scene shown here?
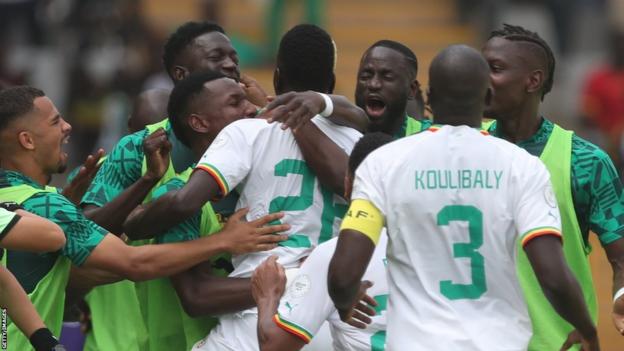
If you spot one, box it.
[427,125,490,135]
[273,314,313,343]
[520,227,562,247]
[195,163,229,197]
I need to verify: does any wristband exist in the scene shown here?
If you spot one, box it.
[615,287,624,303]
[317,93,334,117]
[29,328,60,351]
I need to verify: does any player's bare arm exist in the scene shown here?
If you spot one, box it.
[0,208,65,252]
[171,260,255,317]
[79,209,288,286]
[260,91,368,132]
[603,238,624,335]
[259,92,366,196]
[524,235,599,350]
[124,169,220,238]
[0,266,63,350]
[328,229,376,323]
[252,256,304,351]
[82,129,171,235]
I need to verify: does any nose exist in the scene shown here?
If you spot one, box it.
[62,118,72,134]
[244,101,257,118]
[367,74,382,91]
[221,58,238,78]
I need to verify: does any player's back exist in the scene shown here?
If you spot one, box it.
[221,117,361,278]
[356,125,557,350]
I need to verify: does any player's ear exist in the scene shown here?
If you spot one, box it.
[526,69,544,95]
[409,79,420,100]
[18,130,35,151]
[173,66,190,82]
[188,113,210,134]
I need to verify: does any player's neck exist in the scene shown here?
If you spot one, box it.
[190,136,215,159]
[497,101,541,144]
[2,156,49,186]
[434,115,481,128]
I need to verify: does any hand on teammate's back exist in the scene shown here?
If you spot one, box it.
[143,128,172,181]
[613,295,624,335]
[62,148,105,206]
[259,91,325,131]
[217,208,290,255]
[560,329,600,351]
[337,280,377,329]
[251,255,286,303]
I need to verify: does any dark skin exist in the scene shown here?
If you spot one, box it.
[82,129,171,235]
[329,45,599,351]
[82,30,268,234]
[127,88,171,134]
[355,46,419,135]
[251,172,377,351]
[270,45,421,197]
[124,78,260,316]
[483,36,624,336]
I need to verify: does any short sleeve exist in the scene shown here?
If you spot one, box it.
[512,156,562,247]
[350,152,387,217]
[151,178,202,244]
[275,243,336,343]
[81,130,147,207]
[24,193,107,266]
[0,208,20,242]
[585,150,624,245]
[195,121,259,199]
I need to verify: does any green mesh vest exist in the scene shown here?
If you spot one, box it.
[142,167,226,350]
[0,185,70,351]
[81,155,149,351]
[517,124,598,351]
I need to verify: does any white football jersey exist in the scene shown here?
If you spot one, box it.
[197,117,362,278]
[352,125,561,351]
[277,234,388,351]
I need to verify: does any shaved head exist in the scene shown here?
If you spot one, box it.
[428,45,490,126]
[128,89,171,133]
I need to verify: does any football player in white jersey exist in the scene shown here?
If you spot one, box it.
[328,45,599,351]
[251,132,394,351]
[124,25,367,351]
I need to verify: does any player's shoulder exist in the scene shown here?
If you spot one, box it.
[571,133,613,167]
[115,128,149,150]
[24,191,80,218]
[312,116,363,138]
[221,118,272,140]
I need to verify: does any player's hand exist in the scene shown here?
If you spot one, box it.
[240,73,268,107]
[560,329,600,351]
[143,128,171,181]
[62,148,105,205]
[219,208,290,254]
[258,91,325,132]
[251,255,286,303]
[337,280,375,329]
[613,295,624,335]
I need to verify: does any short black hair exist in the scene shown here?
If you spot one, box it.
[277,24,335,92]
[348,132,395,174]
[369,40,418,79]
[167,70,227,147]
[162,21,226,79]
[489,24,556,100]
[0,86,45,132]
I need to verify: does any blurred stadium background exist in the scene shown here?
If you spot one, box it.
[0,0,622,349]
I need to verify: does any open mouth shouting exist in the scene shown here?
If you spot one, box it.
[365,95,387,119]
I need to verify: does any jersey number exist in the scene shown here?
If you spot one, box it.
[370,294,387,351]
[437,205,487,300]
[268,159,346,247]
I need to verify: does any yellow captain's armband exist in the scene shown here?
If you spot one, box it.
[340,199,384,245]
